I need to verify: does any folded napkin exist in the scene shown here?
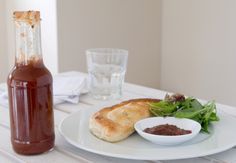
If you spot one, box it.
[53,71,88,104]
[0,89,8,107]
[0,71,88,107]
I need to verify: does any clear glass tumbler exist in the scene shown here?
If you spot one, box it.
[86,48,128,100]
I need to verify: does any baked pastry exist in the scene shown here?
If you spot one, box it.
[89,98,160,142]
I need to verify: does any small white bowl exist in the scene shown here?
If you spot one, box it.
[134,117,201,146]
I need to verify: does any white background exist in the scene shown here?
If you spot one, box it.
[1,0,58,76]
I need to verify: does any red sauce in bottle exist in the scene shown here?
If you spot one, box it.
[7,11,55,155]
[8,59,55,155]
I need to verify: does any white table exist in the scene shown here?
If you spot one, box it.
[1,81,236,163]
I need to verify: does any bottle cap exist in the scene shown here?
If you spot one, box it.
[13,11,40,25]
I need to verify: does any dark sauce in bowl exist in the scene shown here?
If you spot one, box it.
[144,124,192,136]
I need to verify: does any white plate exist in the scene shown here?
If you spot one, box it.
[59,103,236,160]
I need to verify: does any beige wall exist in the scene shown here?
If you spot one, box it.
[2,0,235,107]
[161,0,236,106]
[57,0,161,88]
[0,0,8,82]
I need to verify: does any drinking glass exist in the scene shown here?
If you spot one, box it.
[86,48,128,100]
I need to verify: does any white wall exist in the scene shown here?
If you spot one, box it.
[5,0,58,75]
[57,0,161,88]
[0,0,8,82]
[161,0,236,106]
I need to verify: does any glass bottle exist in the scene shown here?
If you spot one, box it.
[7,11,55,155]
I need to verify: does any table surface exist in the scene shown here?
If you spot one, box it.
[1,78,236,163]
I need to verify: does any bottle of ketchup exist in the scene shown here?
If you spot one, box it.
[7,11,55,155]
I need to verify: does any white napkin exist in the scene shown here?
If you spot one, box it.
[0,88,8,107]
[0,71,88,107]
[53,71,88,104]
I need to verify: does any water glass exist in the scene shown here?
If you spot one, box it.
[86,48,128,100]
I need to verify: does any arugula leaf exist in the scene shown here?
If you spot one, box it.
[149,101,177,116]
[175,107,206,119]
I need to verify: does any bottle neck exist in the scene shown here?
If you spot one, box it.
[15,20,43,67]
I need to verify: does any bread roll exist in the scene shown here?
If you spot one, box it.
[89,98,160,142]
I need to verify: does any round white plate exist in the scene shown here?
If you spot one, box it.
[59,104,236,160]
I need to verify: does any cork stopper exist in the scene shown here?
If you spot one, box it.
[13,11,40,25]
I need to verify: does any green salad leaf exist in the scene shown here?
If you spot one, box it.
[149,94,219,133]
